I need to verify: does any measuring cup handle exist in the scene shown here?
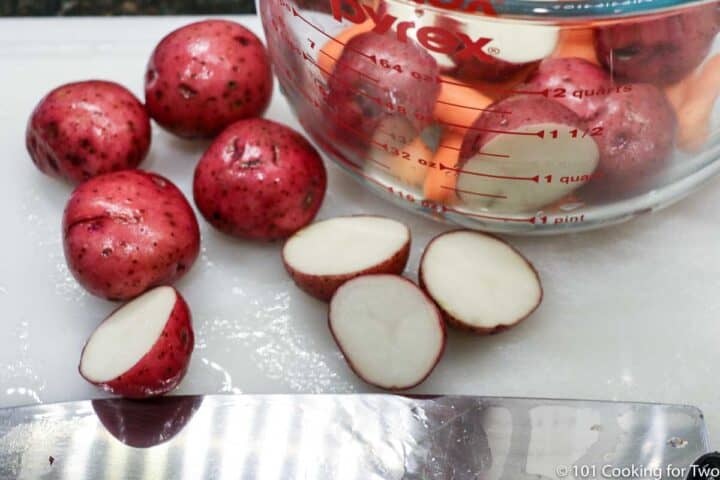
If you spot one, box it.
[687,452,720,479]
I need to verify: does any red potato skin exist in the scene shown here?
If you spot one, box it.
[282,219,410,302]
[328,274,446,391]
[460,95,586,160]
[453,56,534,83]
[584,83,677,196]
[594,4,720,85]
[26,81,151,185]
[326,32,439,146]
[80,288,194,398]
[523,57,612,120]
[193,119,327,241]
[63,170,200,301]
[418,230,543,335]
[92,390,203,447]
[145,20,273,139]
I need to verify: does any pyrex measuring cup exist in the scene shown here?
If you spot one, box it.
[258,0,720,233]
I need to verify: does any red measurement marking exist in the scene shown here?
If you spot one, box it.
[441,186,507,199]
[438,77,472,87]
[441,163,540,183]
[501,87,550,97]
[436,143,510,159]
[440,120,545,138]
[437,143,461,151]
[302,52,332,75]
[445,206,537,223]
[437,77,547,98]
[363,142,393,168]
[435,98,507,115]
[317,49,379,83]
[291,7,375,62]
[301,52,385,105]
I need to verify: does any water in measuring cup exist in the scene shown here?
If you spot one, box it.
[260,0,720,232]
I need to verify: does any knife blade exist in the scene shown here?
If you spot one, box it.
[0,395,709,479]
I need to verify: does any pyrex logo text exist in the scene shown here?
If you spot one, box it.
[330,0,496,63]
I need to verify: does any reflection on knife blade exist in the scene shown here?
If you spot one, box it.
[0,395,709,480]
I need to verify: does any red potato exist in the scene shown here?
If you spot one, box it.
[419,230,543,334]
[193,119,327,241]
[63,170,200,301]
[79,286,194,398]
[594,4,719,85]
[584,83,677,196]
[325,32,439,146]
[523,57,612,120]
[458,95,599,212]
[453,56,531,84]
[92,396,202,448]
[145,20,273,139]
[329,274,446,390]
[283,216,410,301]
[26,81,150,185]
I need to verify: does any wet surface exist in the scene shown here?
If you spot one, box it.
[2,16,720,448]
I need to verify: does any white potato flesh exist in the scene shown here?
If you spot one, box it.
[283,216,409,276]
[80,286,176,382]
[422,232,541,329]
[381,4,558,66]
[330,275,443,389]
[464,19,559,64]
[458,123,599,212]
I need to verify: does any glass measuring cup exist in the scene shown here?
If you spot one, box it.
[258,0,720,233]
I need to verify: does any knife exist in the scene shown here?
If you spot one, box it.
[0,395,713,479]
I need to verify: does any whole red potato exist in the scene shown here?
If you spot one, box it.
[326,32,439,146]
[595,4,719,84]
[145,20,273,139]
[523,57,612,120]
[586,84,677,196]
[63,170,200,301]
[193,119,327,241]
[26,81,151,185]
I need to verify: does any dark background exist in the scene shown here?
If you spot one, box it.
[0,0,256,15]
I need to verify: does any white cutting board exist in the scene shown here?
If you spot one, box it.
[2,16,720,445]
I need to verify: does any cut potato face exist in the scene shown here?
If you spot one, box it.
[380,3,558,67]
[420,231,542,334]
[329,275,445,390]
[283,216,411,301]
[81,287,177,382]
[79,285,194,398]
[458,96,600,213]
[464,19,559,65]
[458,123,600,212]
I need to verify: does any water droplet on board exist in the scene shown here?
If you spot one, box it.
[667,437,688,448]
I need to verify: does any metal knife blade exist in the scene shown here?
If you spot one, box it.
[0,395,709,480]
